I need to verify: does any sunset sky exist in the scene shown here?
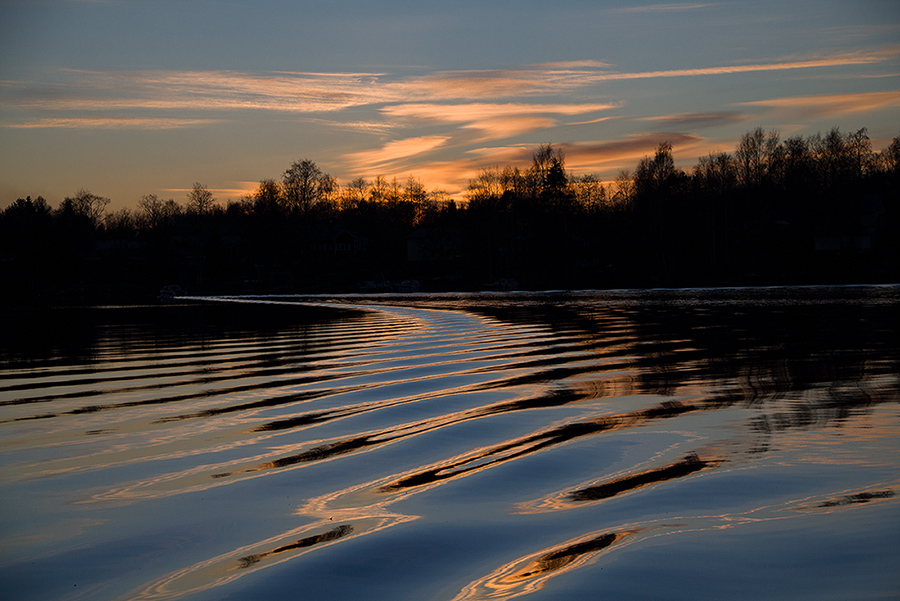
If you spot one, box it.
[1,0,899,209]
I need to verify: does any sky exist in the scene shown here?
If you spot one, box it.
[1,0,899,210]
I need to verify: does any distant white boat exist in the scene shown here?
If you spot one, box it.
[158,284,186,302]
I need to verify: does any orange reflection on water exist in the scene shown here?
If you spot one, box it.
[451,528,640,601]
[517,452,722,514]
[125,509,417,601]
[452,481,900,601]
[119,393,716,600]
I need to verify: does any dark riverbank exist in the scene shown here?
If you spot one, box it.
[3,128,897,306]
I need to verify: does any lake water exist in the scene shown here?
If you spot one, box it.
[1,287,898,600]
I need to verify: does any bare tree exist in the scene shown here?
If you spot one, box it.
[138,193,163,229]
[695,152,737,196]
[781,135,813,176]
[320,174,338,203]
[104,208,136,232]
[369,175,389,203]
[847,128,872,178]
[467,167,504,203]
[253,179,283,213]
[283,159,331,214]
[571,174,607,212]
[634,141,677,197]
[814,127,851,187]
[736,127,779,187]
[65,188,110,227]
[385,177,403,206]
[881,132,900,174]
[403,176,429,225]
[530,143,566,196]
[500,165,526,196]
[186,182,216,214]
[343,177,369,210]
[612,169,634,206]
[137,194,182,229]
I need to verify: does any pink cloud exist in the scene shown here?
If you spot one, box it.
[382,102,619,122]
[357,133,707,198]
[5,48,895,118]
[344,136,451,174]
[587,50,898,82]
[468,133,703,171]
[739,90,900,119]
[380,102,620,142]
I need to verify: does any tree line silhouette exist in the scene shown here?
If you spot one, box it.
[1,126,898,304]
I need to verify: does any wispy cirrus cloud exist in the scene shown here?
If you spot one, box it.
[468,133,704,172]
[382,102,619,122]
[399,48,900,97]
[381,102,620,141]
[164,182,260,200]
[7,117,222,129]
[2,48,895,123]
[561,134,708,171]
[405,69,592,100]
[529,60,613,70]
[344,135,451,174]
[638,111,748,129]
[376,132,705,196]
[356,132,709,198]
[340,103,623,176]
[739,90,900,119]
[3,49,897,198]
[301,118,397,135]
[615,3,716,13]
[2,69,398,113]
[586,49,899,82]
[0,67,597,123]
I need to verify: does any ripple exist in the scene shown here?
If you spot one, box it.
[1,290,898,601]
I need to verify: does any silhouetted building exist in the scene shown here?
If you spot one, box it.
[406,227,466,262]
[309,227,361,256]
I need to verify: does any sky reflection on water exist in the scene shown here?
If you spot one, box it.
[0,288,898,600]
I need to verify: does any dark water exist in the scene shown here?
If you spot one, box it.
[1,288,898,601]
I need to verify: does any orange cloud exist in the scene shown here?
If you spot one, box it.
[345,136,451,174]
[381,102,620,142]
[589,50,898,82]
[402,48,900,101]
[397,161,485,198]
[382,102,619,122]
[340,103,622,177]
[738,90,900,118]
[164,181,260,200]
[395,48,900,99]
[6,69,404,113]
[404,70,572,100]
[4,48,895,119]
[461,116,557,141]
[468,133,703,172]
[301,118,396,135]
[353,133,707,198]
[2,67,589,116]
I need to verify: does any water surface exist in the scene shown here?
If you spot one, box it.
[1,288,898,600]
